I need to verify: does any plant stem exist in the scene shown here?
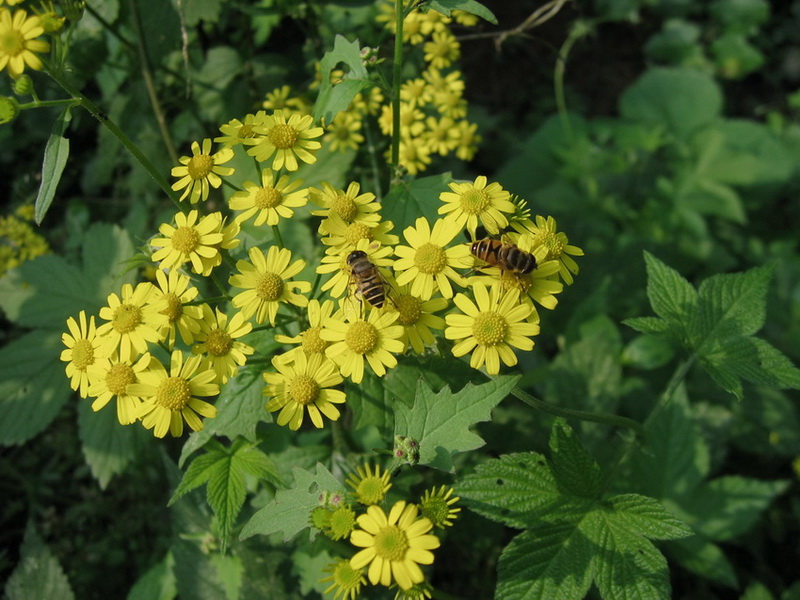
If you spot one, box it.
[390,0,404,173]
[18,99,77,110]
[271,224,284,247]
[554,21,592,142]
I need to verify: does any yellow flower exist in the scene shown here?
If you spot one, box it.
[393,283,448,354]
[438,175,515,238]
[400,77,433,106]
[170,139,235,204]
[325,111,364,152]
[317,238,393,300]
[445,283,540,375]
[378,103,425,137]
[422,115,459,156]
[423,30,460,69]
[229,168,308,227]
[214,114,260,147]
[60,311,108,398]
[96,283,162,363]
[229,245,310,325]
[423,68,464,97]
[310,181,381,227]
[245,109,324,171]
[264,352,345,430]
[435,90,468,119]
[129,350,219,438]
[393,216,470,300]
[192,305,254,384]
[273,298,335,365]
[321,308,404,383]
[262,85,307,112]
[349,501,440,590]
[511,215,584,285]
[320,559,366,600]
[346,462,392,506]
[320,213,399,255]
[150,210,224,276]
[0,9,50,78]
[453,120,480,161]
[86,352,151,425]
[396,136,432,176]
[150,268,204,347]
[418,485,460,529]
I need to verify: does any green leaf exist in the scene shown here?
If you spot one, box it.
[82,223,138,298]
[643,251,697,330]
[209,553,243,600]
[622,316,670,335]
[313,35,372,124]
[182,0,224,26]
[78,396,146,489]
[0,330,72,446]
[549,419,603,499]
[171,539,234,600]
[35,107,72,225]
[345,368,395,436]
[240,463,344,542]
[496,525,593,600]
[426,0,498,24]
[621,334,676,369]
[393,375,519,472]
[293,144,357,195]
[5,522,75,600]
[619,68,722,138]
[291,546,335,597]
[603,494,693,540]
[126,552,177,600]
[381,173,453,234]
[665,536,738,588]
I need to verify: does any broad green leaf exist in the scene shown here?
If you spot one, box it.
[427,0,498,23]
[665,535,737,588]
[603,494,693,540]
[549,419,603,499]
[619,68,722,138]
[381,173,453,234]
[394,375,519,472]
[622,316,670,335]
[643,251,697,330]
[621,334,676,369]
[35,107,72,225]
[183,0,224,25]
[313,35,372,124]
[732,388,800,457]
[345,368,395,436]
[209,553,243,600]
[683,476,789,541]
[0,330,72,446]
[172,539,233,600]
[82,223,137,298]
[240,463,344,542]
[496,525,593,600]
[5,522,75,600]
[78,396,146,489]
[127,552,177,600]
[291,546,335,597]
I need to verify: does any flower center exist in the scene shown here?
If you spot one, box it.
[254,186,282,209]
[328,506,356,540]
[301,327,328,354]
[187,154,213,180]
[345,321,379,355]
[414,243,446,274]
[374,525,410,561]
[460,189,489,215]
[0,30,24,56]
[539,231,563,260]
[345,222,372,246]
[472,312,508,346]
[256,272,284,301]
[331,560,363,592]
[354,476,387,505]
[268,123,299,149]
[205,328,233,356]
[331,195,357,221]
[288,374,319,405]
[171,226,199,253]
[396,295,422,326]
[160,293,183,323]
[112,304,143,334]
[155,376,191,410]
[106,363,136,396]
[238,124,256,139]
[71,339,95,370]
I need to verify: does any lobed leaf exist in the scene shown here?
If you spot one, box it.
[126,553,177,600]
[313,35,372,124]
[643,252,697,331]
[549,419,603,499]
[603,494,693,540]
[4,522,75,600]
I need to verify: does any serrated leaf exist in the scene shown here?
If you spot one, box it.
[35,107,72,225]
[240,463,344,542]
[427,0,498,24]
[381,173,453,233]
[496,525,593,600]
[345,369,394,436]
[549,419,602,498]
[209,553,243,600]
[172,539,230,600]
[0,330,72,446]
[394,375,519,472]
[5,522,75,600]
[643,251,697,330]
[604,494,693,540]
[622,316,670,335]
[313,35,372,124]
[457,453,588,529]
[665,535,738,588]
[78,396,145,489]
[126,552,177,600]
[291,546,335,597]
[702,336,800,395]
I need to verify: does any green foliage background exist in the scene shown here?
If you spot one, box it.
[2,0,800,599]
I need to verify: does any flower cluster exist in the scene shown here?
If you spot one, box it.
[0,6,52,79]
[317,462,461,598]
[0,204,50,277]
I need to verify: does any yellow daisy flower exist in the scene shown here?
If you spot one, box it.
[86,352,151,425]
[320,559,366,600]
[60,310,108,398]
[423,30,460,69]
[245,109,324,171]
[438,175,516,237]
[214,114,260,147]
[264,352,346,430]
[393,217,470,300]
[150,268,204,347]
[435,90,468,119]
[423,68,465,96]
[229,168,308,227]
[418,485,460,529]
[321,308,404,383]
[320,213,399,255]
[170,138,235,204]
[150,210,223,276]
[423,115,459,156]
[325,111,364,152]
[229,245,311,325]
[453,120,481,161]
[317,238,394,300]
[346,462,392,506]
[511,215,584,285]
[378,103,426,137]
[400,77,433,106]
[273,298,335,365]
[394,581,434,600]
[0,9,50,78]
[192,305,254,384]
[445,283,540,375]
[393,283,448,354]
[309,181,381,227]
[396,136,432,175]
[262,85,307,112]
[96,283,162,363]
[129,350,219,438]
[349,501,440,590]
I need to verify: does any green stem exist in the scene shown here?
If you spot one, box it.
[510,386,644,437]
[18,99,77,110]
[554,21,591,142]
[271,224,284,247]
[44,65,182,211]
[390,0,404,173]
